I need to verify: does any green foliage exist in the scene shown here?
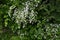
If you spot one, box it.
[0,0,60,40]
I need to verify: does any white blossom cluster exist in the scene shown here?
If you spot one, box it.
[45,24,60,39]
[8,1,37,28]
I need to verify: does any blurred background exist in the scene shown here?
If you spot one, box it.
[0,0,60,40]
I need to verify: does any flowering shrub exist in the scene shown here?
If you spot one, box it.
[0,0,60,40]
